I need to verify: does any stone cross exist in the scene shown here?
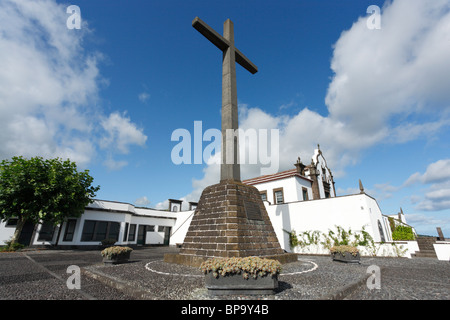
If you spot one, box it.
[192,17,258,182]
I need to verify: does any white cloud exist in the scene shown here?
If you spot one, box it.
[155,199,170,211]
[138,92,150,103]
[366,182,401,201]
[389,119,450,144]
[103,158,128,171]
[176,0,450,206]
[100,112,147,154]
[0,0,147,169]
[405,213,450,229]
[405,159,450,186]
[404,159,450,211]
[135,196,151,206]
[422,159,450,184]
[325,0,450,137]
[425,189,450,201]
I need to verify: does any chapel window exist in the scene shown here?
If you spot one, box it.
[260,191,267,202]
[273,188,284,204]
[302,187,309,201]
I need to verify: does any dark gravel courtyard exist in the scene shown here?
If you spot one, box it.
[0,246,448,302]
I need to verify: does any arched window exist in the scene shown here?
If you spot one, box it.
[378,220,386,242]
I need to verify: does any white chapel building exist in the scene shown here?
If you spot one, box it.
[0,147,419,257]
[170,146,420,257]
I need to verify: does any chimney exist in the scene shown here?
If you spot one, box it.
[294,157,305,175]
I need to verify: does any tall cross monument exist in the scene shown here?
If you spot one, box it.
[164,17,295,267]
[192,17,257,181]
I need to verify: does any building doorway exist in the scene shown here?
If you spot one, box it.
[137,225,147,245]
[163,227,172,245]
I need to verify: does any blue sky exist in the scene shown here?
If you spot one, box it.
[1,0,449,237]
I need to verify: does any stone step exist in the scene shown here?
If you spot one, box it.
[413,250,437,258]
[417,237,437,251]
[418,243,435,251]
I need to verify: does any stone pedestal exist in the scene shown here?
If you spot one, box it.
[164,180,297,267]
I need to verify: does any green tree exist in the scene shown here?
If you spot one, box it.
[0,156,100,244]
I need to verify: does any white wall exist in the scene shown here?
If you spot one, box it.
[294,177,313,201]
[0,206,180,247]
[58,210,127,246]
[19,204,178,247]
[293,241,417,258]
[266,193,390,252]
[0,220,16,244]
[169,210,195,245]
[251,176,312,204]
[434,242,450,261]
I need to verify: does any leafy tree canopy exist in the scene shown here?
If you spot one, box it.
[0,156,100,229]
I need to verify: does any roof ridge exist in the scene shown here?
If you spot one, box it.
[243,168,297,182]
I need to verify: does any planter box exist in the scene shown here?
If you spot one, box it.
[103,251,131,265]
[205,272,278,296]
[331,252,360,264]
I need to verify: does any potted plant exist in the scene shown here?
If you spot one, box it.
[200,256,281,296]
[101,246,133,265]
[330,245,360,263]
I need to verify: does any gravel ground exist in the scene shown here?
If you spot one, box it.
[80,252,450,300]
[344,257,450,300]
[0,249,136,300]
[1,247,448,301]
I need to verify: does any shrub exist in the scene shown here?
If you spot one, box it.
[301,230,322,246]
[288,229,299,248]
[0,239,25,252]
[328,226,353,246]
[101,238,117,246]
[101,246,133,260]
[392,225,415,241]
[200,256,282,280]
[355,226,374,247]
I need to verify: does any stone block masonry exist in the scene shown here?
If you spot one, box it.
[181,180,284,258]
[164,180,297,267]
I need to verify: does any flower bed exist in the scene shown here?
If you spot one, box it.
[200,256,281,295]
[330,245,360,263]
[101,246,133,264]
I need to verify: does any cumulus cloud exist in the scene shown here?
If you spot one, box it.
[404,159,450,211]
[0,0,147,169]
[405,159,450,186]
[326,0,450,136]
[100,112,147,154]
[172,0,450,207]
[135,196,151,207]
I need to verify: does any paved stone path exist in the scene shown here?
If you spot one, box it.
[0,247,448,302]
